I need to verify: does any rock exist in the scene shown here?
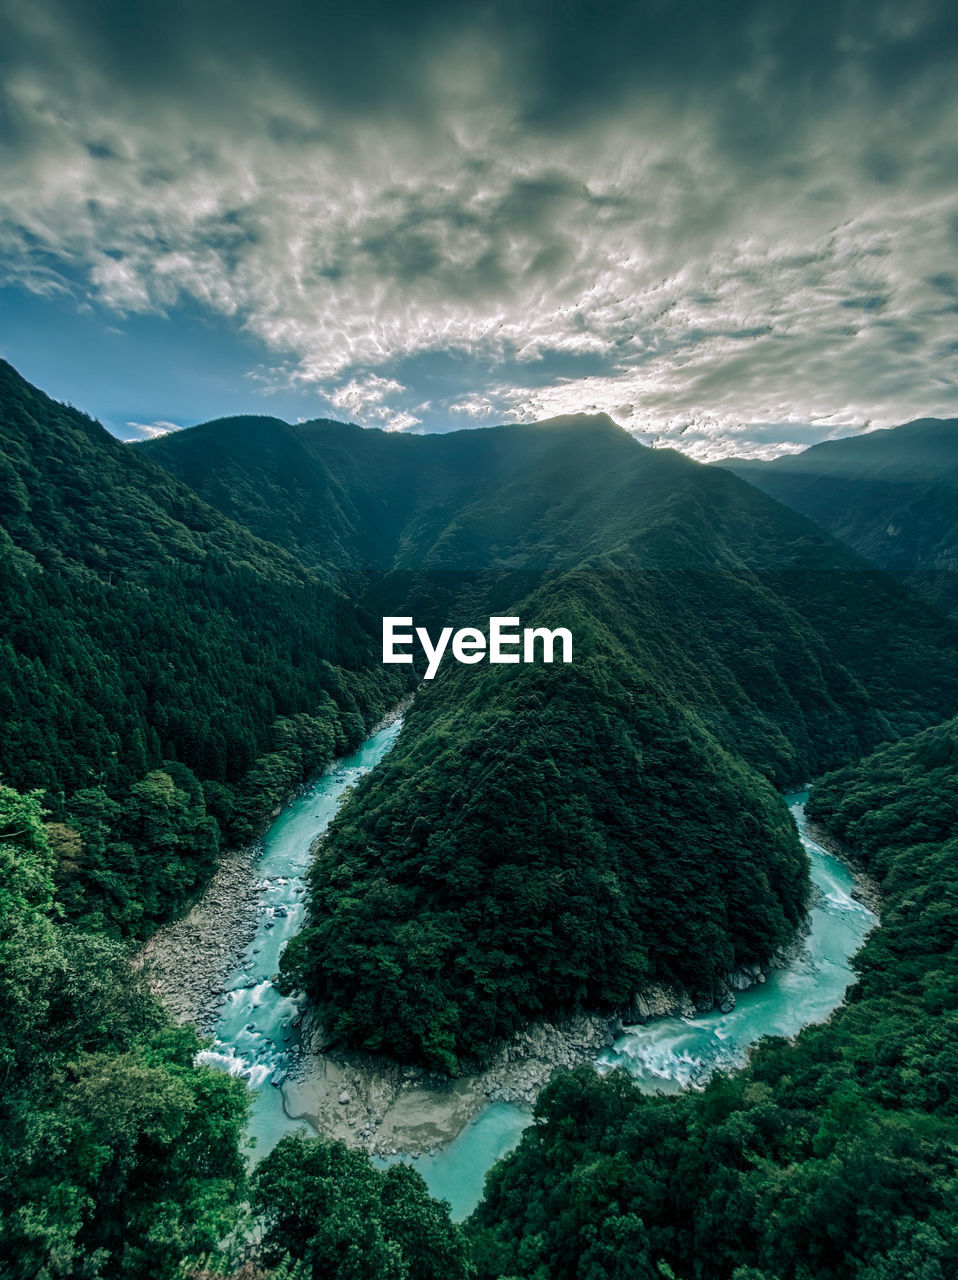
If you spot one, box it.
[713,978,736,1014]
[338,1090,351,1105]
[727,967,756,992]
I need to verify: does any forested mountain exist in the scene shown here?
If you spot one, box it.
[468,716,958,1280]
[726,419,958,616]
[148,410,958,771]
[0,361,410,935]
[145,407,958,1069]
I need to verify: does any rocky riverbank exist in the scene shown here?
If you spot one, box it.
[136,701,416,1030]
[803,816,883,916]
[136,843,263,1031]
[138,838,795,1160]
[138,740,869,1165]
[277,947,791,1160]
[280,1010,620,1158]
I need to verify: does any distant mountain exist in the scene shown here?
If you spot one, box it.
[0,361,407,935]
[146,404,958,1069]
[725,419,958,616]
[143,410,659,581]
[147,409,958,778]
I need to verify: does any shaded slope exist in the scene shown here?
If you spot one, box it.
[0,361,409,934]
[726,419,958,616]
[151,408,958,781]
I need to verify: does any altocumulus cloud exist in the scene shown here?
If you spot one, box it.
[1,0,957,457]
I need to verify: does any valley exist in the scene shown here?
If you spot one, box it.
[143,711,877,1226]
[1,361,955,1278]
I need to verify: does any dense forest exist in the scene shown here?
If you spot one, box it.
[0,783,466,1280]
[147,407,958,1069]
[10,709,947,1278]
[0,361,410,935]
[189,415,956,1070]
[279,615,811,1072]
[149,409,958,780]
[467,715,958,1280]
[0,784,249,1277]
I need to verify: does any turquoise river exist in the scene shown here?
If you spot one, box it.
[198,717,877,1221]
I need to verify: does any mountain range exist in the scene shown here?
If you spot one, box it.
[726,419,958,616]
[2,358,956,1060]
[141,397,958,1067]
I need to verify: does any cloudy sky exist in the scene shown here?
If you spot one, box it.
[1,0,957,458]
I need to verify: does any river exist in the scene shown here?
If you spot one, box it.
[197,720,877,1222]
[196,718,405,1156]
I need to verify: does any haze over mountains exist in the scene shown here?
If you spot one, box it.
[726,419,958,617]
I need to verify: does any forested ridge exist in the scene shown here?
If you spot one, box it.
[279,602,812,1072]
[0,360,411,935]
[466,716,958,1280]
[218,415,958,1071]
[149,409,958,779]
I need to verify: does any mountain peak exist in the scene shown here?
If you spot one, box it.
[529,411,624,433]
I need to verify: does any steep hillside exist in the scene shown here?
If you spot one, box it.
[726,419,958,616]
[150,410,958,782]
[144,408,958,1066]
[279,598,812,1071]
[0,361,409,934]
[468,717,958,1280]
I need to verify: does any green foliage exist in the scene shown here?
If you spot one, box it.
[250,1133,474,1280]
[0,360,409,935]
[0,784,250,1279]
[5,364,958,1274]
[468,720,958,1279]
[280,646,809,1071]
[150,408,958,775]
[151,405,958,1070]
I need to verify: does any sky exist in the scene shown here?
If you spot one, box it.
[1,0,957,459]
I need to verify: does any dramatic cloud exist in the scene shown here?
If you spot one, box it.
[1,0,957,456]
[123,420,183,441]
